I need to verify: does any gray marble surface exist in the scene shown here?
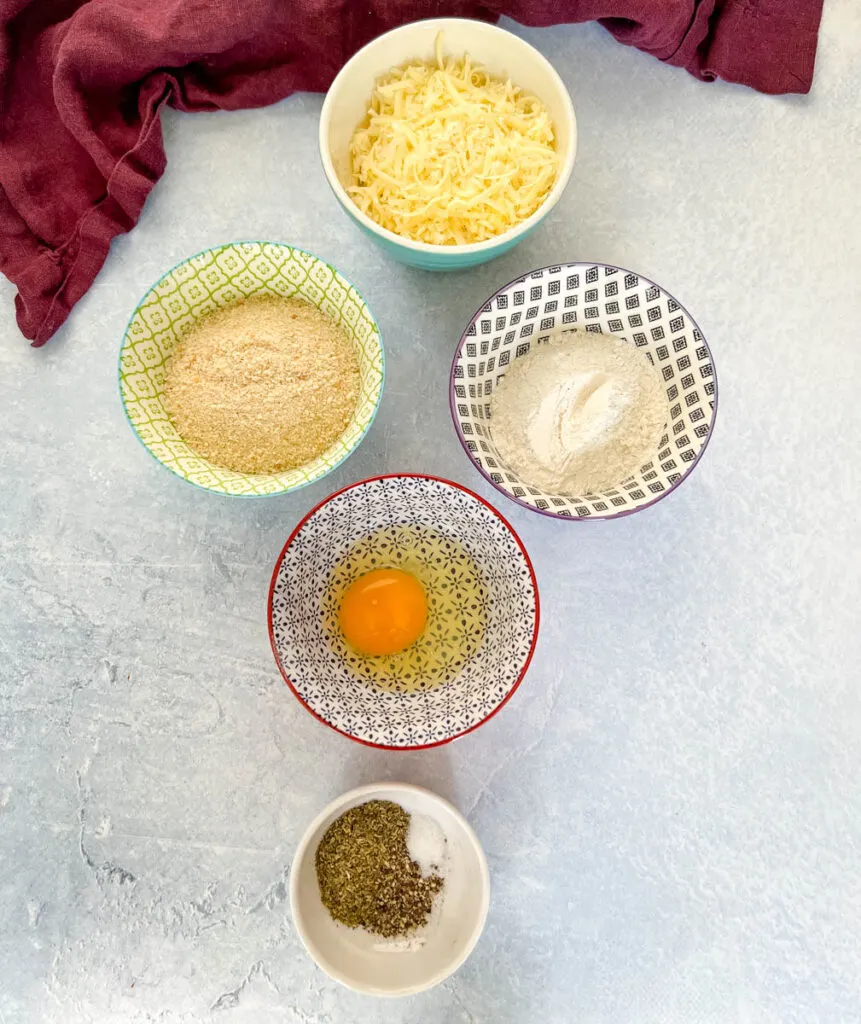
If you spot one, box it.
[2,5,860,1022]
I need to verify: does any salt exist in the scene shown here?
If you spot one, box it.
[407,813,448,877]
[371,934,428,953]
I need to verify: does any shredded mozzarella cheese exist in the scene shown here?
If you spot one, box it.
[348,36,559,246]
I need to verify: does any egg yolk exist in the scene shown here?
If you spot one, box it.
[338,568,428,657]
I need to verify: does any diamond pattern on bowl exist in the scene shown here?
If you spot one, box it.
[450,263,717,519]
[119,242,384,497]
[269,476,539,749]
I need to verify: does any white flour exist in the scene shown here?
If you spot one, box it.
[490,329,669,495]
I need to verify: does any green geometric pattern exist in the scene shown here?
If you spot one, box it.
[119,242,385,497]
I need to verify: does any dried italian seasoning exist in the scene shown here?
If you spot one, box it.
[315,800,443,937]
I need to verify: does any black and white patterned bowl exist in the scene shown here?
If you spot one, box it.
[449,263,718,520]
[268,475,539,750]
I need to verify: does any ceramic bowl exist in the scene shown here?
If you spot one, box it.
[319,18,577,270]
[450,262,718,520]
[290,782,490,996]
[268,474,539,748]
[118,241,385,497]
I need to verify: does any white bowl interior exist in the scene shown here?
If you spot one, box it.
[290,783,489,996]
[270,476,537,747]
[321,18,576,250]
[452,264,717,518]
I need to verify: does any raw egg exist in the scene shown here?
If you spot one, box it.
[338,568,428,657]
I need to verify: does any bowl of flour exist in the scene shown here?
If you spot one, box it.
[449,262,718,520]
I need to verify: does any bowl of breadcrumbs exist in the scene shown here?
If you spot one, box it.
[119,241,385,496]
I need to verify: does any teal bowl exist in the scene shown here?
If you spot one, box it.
[346,209,539,271]
[319,18,577,271]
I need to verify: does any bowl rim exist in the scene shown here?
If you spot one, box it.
[117,239,386,499]
[267,472,541,750]
[318,17,577,255]
[448,260,720,522]
[289,781,491,997]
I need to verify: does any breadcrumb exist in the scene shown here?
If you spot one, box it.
[162,296,360,475]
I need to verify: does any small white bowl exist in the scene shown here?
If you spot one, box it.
[319,18,577,270]
[290,782,490,996]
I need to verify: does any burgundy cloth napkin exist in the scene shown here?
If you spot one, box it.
[1,0,824,346]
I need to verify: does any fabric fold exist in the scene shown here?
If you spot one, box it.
[0,0,824,347]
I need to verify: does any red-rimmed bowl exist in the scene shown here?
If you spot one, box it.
[449,262,718,520]
[268,474,539,749]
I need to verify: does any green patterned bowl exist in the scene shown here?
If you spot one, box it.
[118,242,385,497]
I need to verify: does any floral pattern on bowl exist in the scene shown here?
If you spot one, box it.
[269,474,539,749]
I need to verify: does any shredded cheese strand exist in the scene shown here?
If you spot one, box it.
[348,37,559,246]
